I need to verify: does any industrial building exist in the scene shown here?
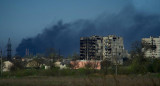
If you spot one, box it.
[80,35,129,64]
[142,36,160,58]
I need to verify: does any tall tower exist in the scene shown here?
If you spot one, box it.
[7,38,12,60]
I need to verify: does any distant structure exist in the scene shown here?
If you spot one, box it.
[142,36,159,58]
[7,38,12,60]
[26,48,29,56]
[80,35,129,64]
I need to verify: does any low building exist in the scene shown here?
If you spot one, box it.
[70,60,101,69]
[3,61,14,72]
[26,60,40,68]
[54,61,67,69]
[45,66,51,69]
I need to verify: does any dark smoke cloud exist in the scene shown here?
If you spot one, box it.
[16,5,160,56]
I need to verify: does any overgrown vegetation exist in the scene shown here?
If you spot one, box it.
[1,68,101,77]
[129,41,160,74]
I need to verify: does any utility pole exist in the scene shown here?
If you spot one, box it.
[1,49,2,76]
[115,48,117,76]
[58,49,60,60]
[151,37,156,63]
[113,37,117,76]
[7,38,12,61]
[151,37,154,59]
[86,38,88,60]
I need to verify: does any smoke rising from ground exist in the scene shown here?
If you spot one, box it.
[16,5,160,56]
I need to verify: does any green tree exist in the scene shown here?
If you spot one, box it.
[152,59,160,72]
[85,61,92,69]
[101,59,111,74]
[67,52,79,61]
[11,60,25,71]
[130,41,151,73]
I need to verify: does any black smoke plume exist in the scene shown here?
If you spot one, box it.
[16,5,160,56]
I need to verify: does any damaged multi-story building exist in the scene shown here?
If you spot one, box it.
[80,36,103,60]
[142,36,160,58]
[80,35,129,64]
[102,35,129,64]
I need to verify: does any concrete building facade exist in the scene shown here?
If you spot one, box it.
[103,35,128,64]
[80,35,129,64]
[142,36,160,58]
[80,36,103,60]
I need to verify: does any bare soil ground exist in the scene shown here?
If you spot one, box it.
[0,75,160,86]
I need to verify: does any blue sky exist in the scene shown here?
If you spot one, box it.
[0,0,160,55]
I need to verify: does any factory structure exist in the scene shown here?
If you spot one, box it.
[80,35,129,64]
[142,36,160,58]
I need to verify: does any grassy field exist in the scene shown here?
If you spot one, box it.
[0,75,160,86]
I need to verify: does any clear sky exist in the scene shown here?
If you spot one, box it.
[0,0,160,55]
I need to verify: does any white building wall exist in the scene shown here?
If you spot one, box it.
[142,36,160,58]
